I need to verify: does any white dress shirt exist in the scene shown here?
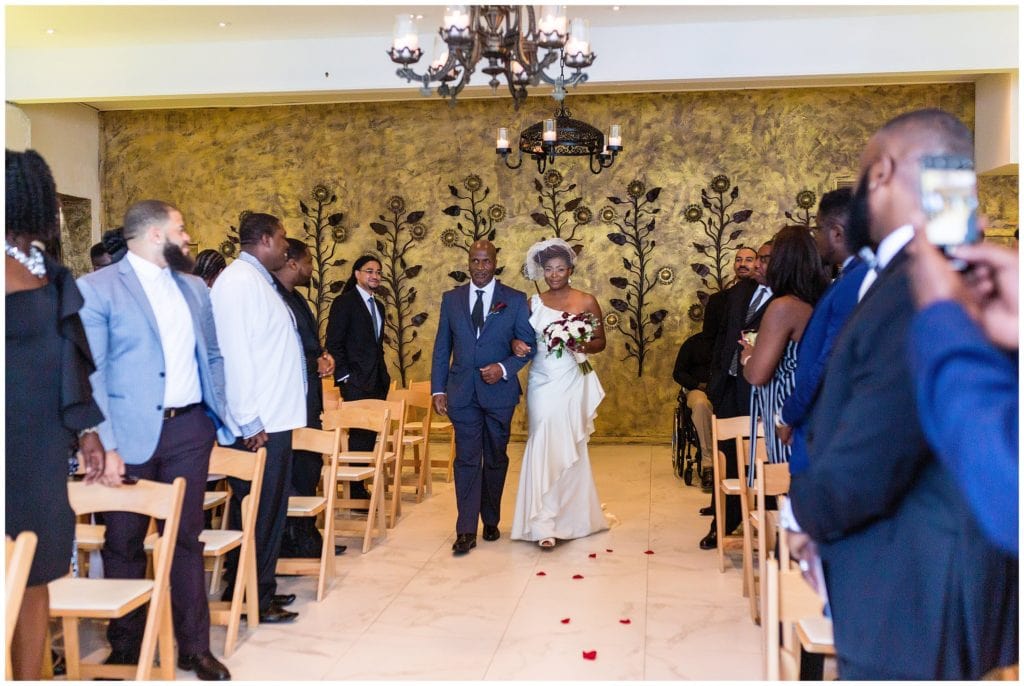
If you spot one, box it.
[748,283,773,314]
[125,251,201,408]
[857,224,914,301]
[469,278,497,333]
[210,253,306,436]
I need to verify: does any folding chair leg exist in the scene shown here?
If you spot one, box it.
[62,617,81,681]
[158,593,176,680]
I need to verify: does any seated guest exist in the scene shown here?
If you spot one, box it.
[775,188,867,474]
[271,238,344,557]
[672,293,725,491]
[907,229,1018,556]
[740,225,828,480]
[89,241,113,270]
[193,249,227,288]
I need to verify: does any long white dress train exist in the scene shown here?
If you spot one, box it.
[511,295,608,542]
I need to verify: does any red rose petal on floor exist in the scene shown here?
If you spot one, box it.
[572,574,584,579]
[582,650,597,660]
[560,618,571,624]
[619,618,632,624]
[588,553,597,558]
[644,549,655,555]
[606,548,613,553]
[536,571,546,576]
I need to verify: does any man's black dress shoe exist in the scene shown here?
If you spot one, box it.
[698,528,718,550]
[272,593,296,607]
[177,651,231,681]
[335,544,347,555]
[259,605,298,623]
[482,525,500,541]
[452,533,477,555]
[699,505,714,516]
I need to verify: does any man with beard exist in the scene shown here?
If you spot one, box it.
[785,109,1018,679]
[271,238,344,558]
[78,200,234,680]
[211,213,306,623]
[700,243,772,548]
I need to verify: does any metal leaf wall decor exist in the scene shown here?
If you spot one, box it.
[440,173,507,282]
[604,179,669,378]
[300,185,349,340]
[785,189,817,227]
[219,210,251,259]
[528,168,593,254]
[371,195,429,387]
[684,174,754,318]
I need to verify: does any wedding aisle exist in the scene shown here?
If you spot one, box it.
[75,443,763,680]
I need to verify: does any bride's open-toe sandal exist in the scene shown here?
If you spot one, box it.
[539,538,556,549]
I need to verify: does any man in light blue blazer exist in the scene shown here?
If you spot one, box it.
[77,200,233,680]
[432,240,536,555]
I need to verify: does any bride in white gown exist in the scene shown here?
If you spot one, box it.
[511,238,608,549]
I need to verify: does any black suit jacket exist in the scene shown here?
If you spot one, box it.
[274,279,324,427]
[325,287,390,400]
[707,279,771,415]
[789,250,1017,679]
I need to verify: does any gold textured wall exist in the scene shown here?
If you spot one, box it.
[100,83,1017,440]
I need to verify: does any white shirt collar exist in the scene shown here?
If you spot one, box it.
[126,250,171,283]
[471,279,496,297]
[840,254,855,272]
[875,224,914,271]
[355,283,376,302]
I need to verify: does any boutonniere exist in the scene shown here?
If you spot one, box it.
[489,301,507,315]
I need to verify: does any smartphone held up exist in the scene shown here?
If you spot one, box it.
[919,155,979,254]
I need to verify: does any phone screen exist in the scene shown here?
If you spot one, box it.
[920,155,979,247]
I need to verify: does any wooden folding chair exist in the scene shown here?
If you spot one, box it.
[6,531,38,680]
[763,539,832,680]
[203,446,265,657]
[738,434,769,617]
[330,398,406,528]
[321,377,341,411]
[204,473,231,594]
[275,427,341,601]
[750,459,791,624]
[711,414,764,573]
[49,478,185,681]
[387,387,435,501]
[408,380,456,482]
[321,404,391,553]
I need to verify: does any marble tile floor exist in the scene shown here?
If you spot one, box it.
[69,443,764,680]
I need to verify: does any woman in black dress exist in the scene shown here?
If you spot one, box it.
[5,149,111,679]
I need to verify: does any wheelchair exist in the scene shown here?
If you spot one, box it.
[672,390,704,485]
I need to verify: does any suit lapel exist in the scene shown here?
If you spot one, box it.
[454,284,475,338]
[118,258,161,339]
[479,281,506,338]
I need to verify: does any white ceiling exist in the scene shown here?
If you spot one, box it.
[6,4,990,49]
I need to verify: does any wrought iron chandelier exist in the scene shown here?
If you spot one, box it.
[497,103,622,175]
[386,5,596,109]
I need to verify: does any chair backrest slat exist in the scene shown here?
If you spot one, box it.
[67,478,183,521]
[293,426,341,456]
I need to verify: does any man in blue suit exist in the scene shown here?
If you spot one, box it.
[432,240,536,555]
[78,200,233,681]
[776,187,867,475]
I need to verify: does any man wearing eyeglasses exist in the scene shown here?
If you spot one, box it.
[326,256,391,464]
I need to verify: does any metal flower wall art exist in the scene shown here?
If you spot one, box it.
[370,195,430,387]
[604,179,669,378]
[219,210,251,259]
[529,168,593,254]
[684,174,754,312]
[300,185,349,339]
[440,173,507,282]
[785,189,817,227]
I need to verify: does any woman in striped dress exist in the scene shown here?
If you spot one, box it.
[739,225,829,483]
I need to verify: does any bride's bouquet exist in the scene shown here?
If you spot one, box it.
[542,312,599,374]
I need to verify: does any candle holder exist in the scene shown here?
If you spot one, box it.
[387,46,423,66]
[498,103,623,176]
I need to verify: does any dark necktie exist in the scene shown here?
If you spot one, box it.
[729,287,767,376]
[472,289,485,336]
[368,296,379,340]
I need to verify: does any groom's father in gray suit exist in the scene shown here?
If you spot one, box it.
[77,200,233,680]
[432,240,536,555]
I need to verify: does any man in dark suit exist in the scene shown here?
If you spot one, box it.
[700,241,773,549]
[431,240,536,555]
[786,109,1017,679]
[272,238,345,557]
[78,200,233,680]
[326,255,390,502]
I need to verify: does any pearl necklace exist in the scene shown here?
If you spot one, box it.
[5,241,46,278]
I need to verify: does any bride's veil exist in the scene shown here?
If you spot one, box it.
[523,237,576,281]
